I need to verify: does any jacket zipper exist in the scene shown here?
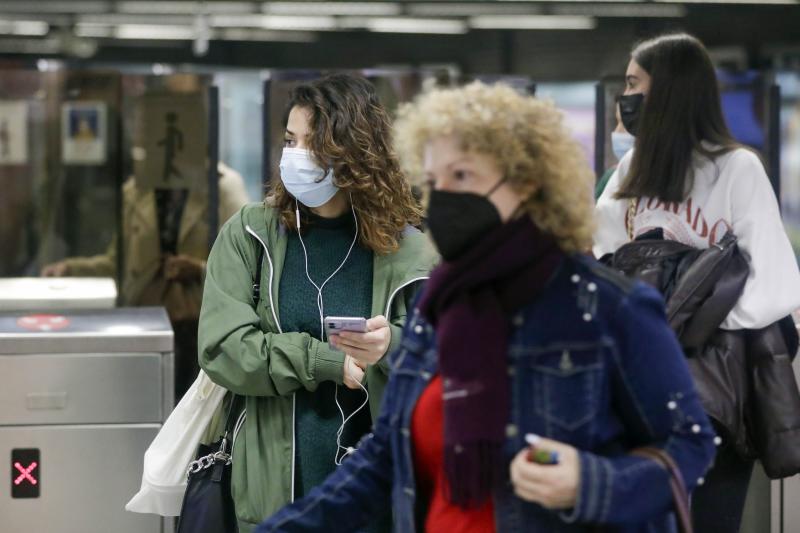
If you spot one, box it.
[245,225,297,502]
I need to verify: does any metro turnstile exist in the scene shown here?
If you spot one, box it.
[770,347,800,533]
[0,307,174,533]
[741,322,800,533]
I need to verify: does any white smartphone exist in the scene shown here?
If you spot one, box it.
[324,316,368,338]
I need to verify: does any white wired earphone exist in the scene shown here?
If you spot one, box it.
[295,195,370,466]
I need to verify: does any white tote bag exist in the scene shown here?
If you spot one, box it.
[125,370,227,516]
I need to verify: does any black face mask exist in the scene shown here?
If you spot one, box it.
[617,93,645,136]
[426,179,505,261]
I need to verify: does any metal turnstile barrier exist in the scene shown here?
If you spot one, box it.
[0,277,117,312]
[0,306,174,533]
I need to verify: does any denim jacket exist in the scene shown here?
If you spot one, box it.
[257,255,717,533]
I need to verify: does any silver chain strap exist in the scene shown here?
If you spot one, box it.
[185,405,247,478]
[186,438,232,477]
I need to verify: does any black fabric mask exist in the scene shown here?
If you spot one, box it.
[426,180,505,261]
[618,93,645,136]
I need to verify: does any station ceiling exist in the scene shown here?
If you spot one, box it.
[0,1,798,77]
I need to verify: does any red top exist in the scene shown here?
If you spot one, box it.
[411,375,496,533]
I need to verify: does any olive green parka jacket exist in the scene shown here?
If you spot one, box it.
[198,202,437,531]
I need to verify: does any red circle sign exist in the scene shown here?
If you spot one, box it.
[17,314,70,332]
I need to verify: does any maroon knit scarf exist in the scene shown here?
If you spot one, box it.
[418,216,564,507]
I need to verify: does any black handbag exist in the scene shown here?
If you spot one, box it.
[176,394,244,533]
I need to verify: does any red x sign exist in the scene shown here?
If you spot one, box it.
[13,461,38,486]
[16,314,70,332]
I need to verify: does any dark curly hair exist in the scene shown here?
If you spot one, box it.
[269,73,422,255]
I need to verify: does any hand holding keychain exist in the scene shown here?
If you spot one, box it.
[510,433,580,509]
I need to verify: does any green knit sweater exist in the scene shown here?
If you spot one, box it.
[279,210,374,500]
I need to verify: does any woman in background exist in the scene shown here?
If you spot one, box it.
[595,33,800,532]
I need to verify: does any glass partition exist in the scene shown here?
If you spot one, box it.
[777,70,800,259]
[0,68,122,279]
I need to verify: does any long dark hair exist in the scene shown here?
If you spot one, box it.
[616,33,740,202]
[270,73,422,254]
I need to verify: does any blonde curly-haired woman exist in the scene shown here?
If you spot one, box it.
[256,82,715,533]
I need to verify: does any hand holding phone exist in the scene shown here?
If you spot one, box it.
[328,315,392,366]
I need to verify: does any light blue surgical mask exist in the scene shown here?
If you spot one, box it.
[279,148,339,208]
[611,131,635,162]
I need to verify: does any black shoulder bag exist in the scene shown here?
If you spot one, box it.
[176,394,243,533]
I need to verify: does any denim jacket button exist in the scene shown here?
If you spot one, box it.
[697,477,705,486]
[582,313,593,322]
[401,428,410,438]
[691,424,701,434]
[714,436,723,446]
[587,282,597,292]
[571,274,581,284]
[667,401,677,410]
[505,424,519,438]
[414,325,424,334]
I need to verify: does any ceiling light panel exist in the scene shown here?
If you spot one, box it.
[470,15,597,30]
[116,2,255,14]
[408,3,542,16]
[366,17,468,34]
[11,20,49,35]
[212,14,338,30]
[78,14,193,25]
[0,1,110,13]
[0,13,69,24]
[553,4,687,16]
[114,24,195,40]
[218,28,318,42]
[0,19,49,36]
[75,23,114,38]
[263,2,401,16]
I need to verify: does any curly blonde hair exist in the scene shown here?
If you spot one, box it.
[270,74,422,255]
[394,82,595,253]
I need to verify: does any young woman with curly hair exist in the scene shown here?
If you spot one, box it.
[197,73,437,532]
[256,82,715,533]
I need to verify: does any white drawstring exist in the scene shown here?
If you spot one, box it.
[296,196,359,342]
